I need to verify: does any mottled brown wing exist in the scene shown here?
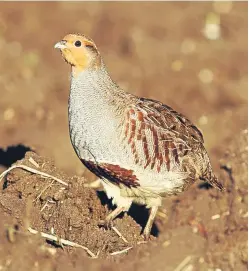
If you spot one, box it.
[81,159,140,188]
[123,98,204,173]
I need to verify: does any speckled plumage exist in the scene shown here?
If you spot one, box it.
[55,34,224,239]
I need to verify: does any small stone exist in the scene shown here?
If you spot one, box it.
[199,257,205,263]
[211,214,221,220]
[198,69,214,84]
[192,226,198,233]
[203,12,221,40]
[3,108,15,121]
[181,39,196,54]
[171,60,183,71]
[162,240,171,247]
[184,265,194,271]
[242,212,248,218]
[199,115,208,125]
[203,23,221,40]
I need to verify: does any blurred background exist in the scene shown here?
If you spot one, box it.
[0,2,247,180]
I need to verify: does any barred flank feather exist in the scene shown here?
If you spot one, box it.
[210,175,225,191]
[200,171,225,191]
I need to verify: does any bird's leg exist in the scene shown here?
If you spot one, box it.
[99,206,125,229]
[143,206,158,240]
[83,178,102,189]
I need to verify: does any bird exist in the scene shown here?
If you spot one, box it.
[54,33,224,240]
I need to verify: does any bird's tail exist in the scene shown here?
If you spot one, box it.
[209,174,226,191]
[200,153,225,191]
[201,174,225,191]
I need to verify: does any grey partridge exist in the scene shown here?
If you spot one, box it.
[54,34,224,240]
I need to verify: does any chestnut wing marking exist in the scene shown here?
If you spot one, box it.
[123,98,203,172]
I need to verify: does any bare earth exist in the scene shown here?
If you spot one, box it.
[0,2,247,271]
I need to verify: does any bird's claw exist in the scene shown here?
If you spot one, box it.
[142,232,151,241]
[98,219,113,230]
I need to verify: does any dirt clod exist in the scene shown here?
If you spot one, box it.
[0,152,143,259]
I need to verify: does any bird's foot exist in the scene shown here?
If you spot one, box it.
[99,206,125,230]
[142,230,151,241]
[83,178,102,189]
[142,205,159,241]
[98,218,113,230]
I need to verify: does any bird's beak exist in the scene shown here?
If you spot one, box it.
[54,40,67,49]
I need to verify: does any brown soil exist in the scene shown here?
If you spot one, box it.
[0,2,247,271]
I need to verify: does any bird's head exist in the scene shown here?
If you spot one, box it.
[54,34,101,73]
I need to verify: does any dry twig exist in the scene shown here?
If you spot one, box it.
[110,246,133,256]
[111,226,128,243]
[34,180,55,202]
[173,255,192,271]
[28,157,40,168]
[28,227,97,258]
[0,165,68,187]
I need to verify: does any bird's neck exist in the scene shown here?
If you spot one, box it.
[69,63,135,115]
[69,64,129,128]
[70,64,120,104]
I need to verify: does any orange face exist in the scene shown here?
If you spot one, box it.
[54,34,100,72]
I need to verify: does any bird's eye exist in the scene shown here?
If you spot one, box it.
[74,40,82,47]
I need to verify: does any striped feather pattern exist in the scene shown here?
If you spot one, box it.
[123,98,204,173]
